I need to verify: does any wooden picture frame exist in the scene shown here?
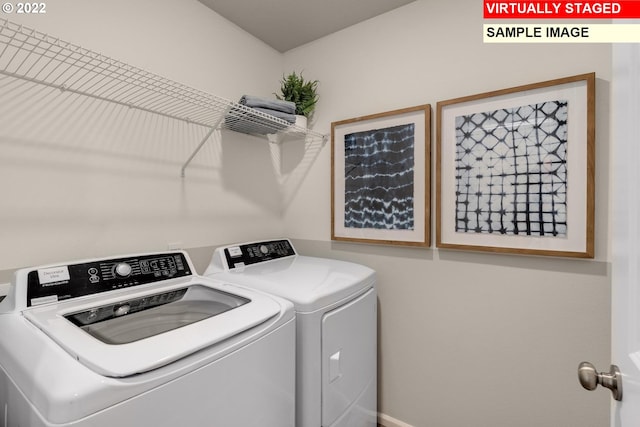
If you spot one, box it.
[331,105,431,247]
[436,73,595,257]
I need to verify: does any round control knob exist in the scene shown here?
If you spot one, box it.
[114,262,132,278]
[259,245,269,255]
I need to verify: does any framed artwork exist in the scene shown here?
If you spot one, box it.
[436,73,595,257]
[331,105,431,247]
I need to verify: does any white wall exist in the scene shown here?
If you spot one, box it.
[283,1,612,426]
[0,0,286,270]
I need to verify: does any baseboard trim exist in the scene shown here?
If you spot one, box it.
[378,413,414,427]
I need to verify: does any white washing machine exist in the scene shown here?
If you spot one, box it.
[205,239,377,427]
[0,250,295,427]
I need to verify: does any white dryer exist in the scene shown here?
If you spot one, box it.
[205,239,377,427]
[0,251,295,427]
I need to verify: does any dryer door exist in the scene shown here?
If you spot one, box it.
[321,288,377,427]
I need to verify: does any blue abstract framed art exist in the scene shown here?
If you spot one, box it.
[436,73,595,257]
[331,105,431,247]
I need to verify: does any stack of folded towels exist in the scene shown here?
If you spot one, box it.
[225,95,297,135]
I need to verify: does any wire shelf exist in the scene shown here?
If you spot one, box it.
[0,18,326,173]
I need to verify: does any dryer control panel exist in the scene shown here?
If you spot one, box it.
[223,239,296,270]
[26,252,191,307]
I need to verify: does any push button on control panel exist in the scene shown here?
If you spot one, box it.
[114,303,131,317]
[114,262,132,278]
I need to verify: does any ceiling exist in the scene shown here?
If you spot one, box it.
[198,0,417,52]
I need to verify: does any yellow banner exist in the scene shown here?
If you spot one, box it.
[483,23,640,43]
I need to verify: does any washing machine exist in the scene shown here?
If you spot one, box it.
[0,250,296,427]
[204,239,377,427]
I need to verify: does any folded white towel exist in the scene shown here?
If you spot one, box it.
[240,95,296,115]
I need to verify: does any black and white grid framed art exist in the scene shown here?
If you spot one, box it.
[436,73,595,257]
[331,105,431,247]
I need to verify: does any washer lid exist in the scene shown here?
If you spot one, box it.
[209,255,376,313]
[23,280,281,377]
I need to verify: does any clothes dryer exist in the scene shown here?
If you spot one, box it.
[205,239,377,427]
[0,251,295,426]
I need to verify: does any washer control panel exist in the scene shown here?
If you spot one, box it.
[223,239,296,269]
[26,252,191,307]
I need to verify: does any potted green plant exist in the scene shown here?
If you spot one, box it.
[275,71,319,129]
